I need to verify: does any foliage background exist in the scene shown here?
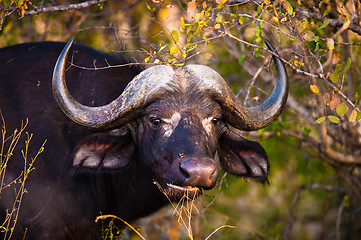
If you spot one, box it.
[1,0,361,239]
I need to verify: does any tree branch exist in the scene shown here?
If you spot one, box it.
[24,0,107,16]
[293,4,361,36]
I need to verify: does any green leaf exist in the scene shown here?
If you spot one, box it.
[344,57,351,73]
[357,112,361,121]
[3,0,13,7]
[238,54,246,63]
[171,30,179,43]
[335,63,344,73]
[315,116,326,124]
[323,8,330,17]
[329,73,338,83]
[319,19,330,29]
[328,115,340,123]
[336,102,349,116]
[288,5,293,15]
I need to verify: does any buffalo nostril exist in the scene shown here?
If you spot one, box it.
[210,168,217,179]
[179,163,190,179]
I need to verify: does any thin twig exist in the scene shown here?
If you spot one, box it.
[24,0,107,16]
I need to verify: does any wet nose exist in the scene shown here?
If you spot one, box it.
[177,158,218,189]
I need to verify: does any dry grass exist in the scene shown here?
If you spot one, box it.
[0,112,46,239]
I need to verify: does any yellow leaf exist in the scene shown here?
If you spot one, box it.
[180,17,185,30]
[216,0,227,4]
[349,109,357,122]
[341,15,351,31]
[170,45,178,55]
[215,23,221,29]
[326,38,334,52]
[202,1,207,9]
[294,60,304,67]
[310,85,319,94]
[272,16,279,24]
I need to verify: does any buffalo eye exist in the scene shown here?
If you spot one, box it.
[212,117,221,125]
[150,118,162,128]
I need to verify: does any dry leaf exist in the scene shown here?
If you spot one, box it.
[187,1,197,15]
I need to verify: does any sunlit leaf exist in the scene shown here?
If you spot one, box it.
[294,60,304,67]
[357,112,361,120]
[202,1,207,9]
[329,95,340,110]
[336,102,348,116]
[341,14,351,31]
[315,116,326,124]
[171,30,179,43]
[320,19,330,29]
[287,4,293,16]
[310,85,319,94]
[332,52,340,64]
[170,45,178,55]
[216,13,223,23]
[329,73,338,83]
[216,0,227,4]
[326,38,334,52]
[187,1,197,13]
[180,17,185,30]
[328,115,340,123]
[349,110,357,122]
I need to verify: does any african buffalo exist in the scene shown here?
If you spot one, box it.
[0,38,288,239]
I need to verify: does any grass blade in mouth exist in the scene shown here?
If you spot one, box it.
[166,183,199,192]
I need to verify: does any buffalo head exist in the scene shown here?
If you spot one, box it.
[52,38,288,201]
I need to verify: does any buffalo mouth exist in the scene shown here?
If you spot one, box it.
[154,182,202,201]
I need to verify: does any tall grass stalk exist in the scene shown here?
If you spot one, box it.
[0,112,46,240]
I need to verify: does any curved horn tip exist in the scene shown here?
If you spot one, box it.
[66,37,75,48]
[264,38,276,52]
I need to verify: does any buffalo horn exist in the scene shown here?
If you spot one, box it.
[52,38,175,129]
[185,39,288,131]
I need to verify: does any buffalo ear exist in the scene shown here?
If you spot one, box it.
[73,132,134,170]
[218,130,269,183]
